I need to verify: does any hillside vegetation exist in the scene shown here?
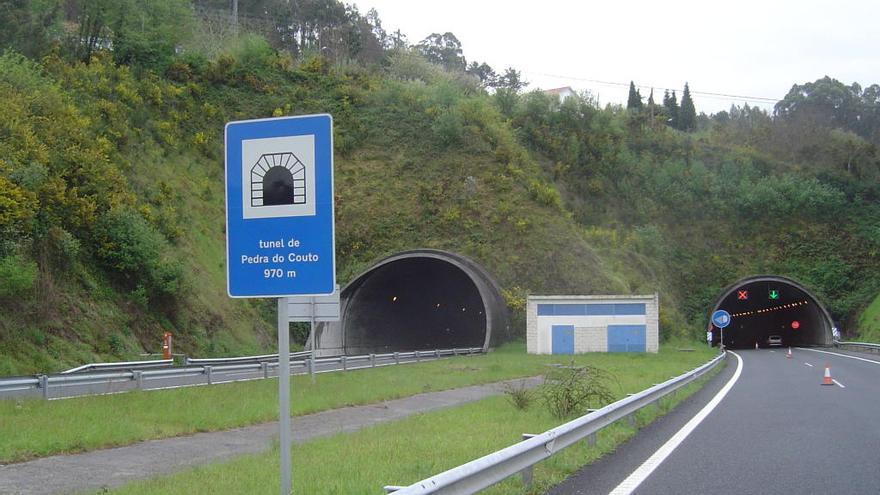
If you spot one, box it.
[1,1,879,374]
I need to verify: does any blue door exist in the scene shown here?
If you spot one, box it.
[607,325,647,352]
[551,325,575,354]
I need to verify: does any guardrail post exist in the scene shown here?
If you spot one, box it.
[435,349,440,358]
[261,362,269,379]
[415,351,420,363]
[370,354,376,368]
[133,371,144,390]
[627,413,636,427]
[587,432,597,447]
[452,348,458,356]
[341,355,347,371]
[520,434,537,486]
[205,366,213,385]
[307,358,314,376]
[394,352,399,365]
[39,375,49,400]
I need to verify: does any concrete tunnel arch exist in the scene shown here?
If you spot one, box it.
[313,249,509,356]
[709,275,835,349]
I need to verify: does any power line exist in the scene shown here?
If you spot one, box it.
[525,71,781,105]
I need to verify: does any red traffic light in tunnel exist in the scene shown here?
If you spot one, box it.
[791,320,800,330]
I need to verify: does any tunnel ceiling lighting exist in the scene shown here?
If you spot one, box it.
[392,296,398,302]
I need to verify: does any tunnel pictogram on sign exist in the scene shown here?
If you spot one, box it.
[251,152,307,207]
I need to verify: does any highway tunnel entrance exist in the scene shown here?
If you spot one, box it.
[710,276,834,348]
[314,250,508,355]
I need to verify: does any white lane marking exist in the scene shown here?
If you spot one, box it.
[800,348,880,366]
[769,350,776,353]
[832,379,846,389]
[804,362,813,367]
[608,351,743,495]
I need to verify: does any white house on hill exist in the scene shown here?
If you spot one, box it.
[543,86,576,102]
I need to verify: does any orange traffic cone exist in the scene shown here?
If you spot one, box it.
[821,364,834,386]
[786,347,792,359]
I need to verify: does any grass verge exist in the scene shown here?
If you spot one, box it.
[0,342,715,463]
[107,350,724,494]
[856,292,880,343]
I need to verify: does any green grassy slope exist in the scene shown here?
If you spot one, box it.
[856,293,880,343]
[2,37,879,373]
[0,49,636,374]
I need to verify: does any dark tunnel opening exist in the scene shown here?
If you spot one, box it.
[341,256,491,354]
[710,277,834,349]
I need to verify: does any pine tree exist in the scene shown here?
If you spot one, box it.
[679,83,697,132]
[627,81,643,110]
[663,90,679,129]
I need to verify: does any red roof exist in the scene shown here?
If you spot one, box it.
[543,86,574,95]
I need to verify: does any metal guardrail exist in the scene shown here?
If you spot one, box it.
[835,341,880,355]
[383,351,727,494]
[61,359,174,374]
[185,351,311,366]
[0,347,483,400]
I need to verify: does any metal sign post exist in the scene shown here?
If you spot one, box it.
[289,287,341,385]
[711,309,731,350]
[225,114,335,495]
[277,297,291,495]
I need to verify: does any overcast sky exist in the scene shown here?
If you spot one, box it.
[352,0,880,114]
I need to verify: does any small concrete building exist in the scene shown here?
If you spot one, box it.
[527,294,659,354]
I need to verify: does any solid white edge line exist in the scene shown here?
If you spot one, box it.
[608,351,743,495]
[799,348,880,366]
[832,379,846,389]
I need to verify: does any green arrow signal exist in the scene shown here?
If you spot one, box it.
[769,289,780,300]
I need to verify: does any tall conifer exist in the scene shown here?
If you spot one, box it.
[680,83,697,131]
[627,81,643,110]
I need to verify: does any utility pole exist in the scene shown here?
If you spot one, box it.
[232,0,239,34]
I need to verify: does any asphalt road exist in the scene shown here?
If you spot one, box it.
[548,347,880,495]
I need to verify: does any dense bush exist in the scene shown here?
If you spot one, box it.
[92,208,182,301]
[541,364,618,419]
[0,254,37,298]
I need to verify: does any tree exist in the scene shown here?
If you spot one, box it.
[67,0,193,69]
[466,61,496,89]
[0,0,61,57]
[496,67,527,91]
[416,32,466,71]
[679,83,697,131]
[626,81,643,110]
[663,90,679,129]
[775,76,878,143]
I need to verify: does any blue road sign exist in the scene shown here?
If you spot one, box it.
[225,114,335,297]
[711,309,731,329]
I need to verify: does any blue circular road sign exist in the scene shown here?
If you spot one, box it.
[711,309,731,329]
